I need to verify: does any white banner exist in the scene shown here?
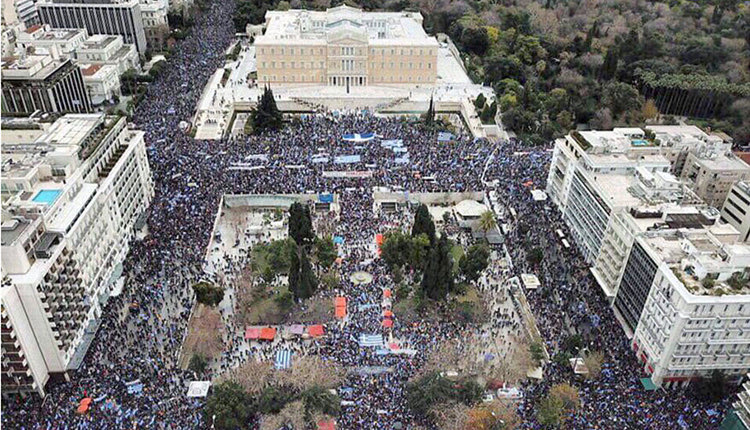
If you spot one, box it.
[322,171,373,178]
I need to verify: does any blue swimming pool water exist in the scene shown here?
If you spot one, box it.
[32,189,62,205]
[631,139,649,146]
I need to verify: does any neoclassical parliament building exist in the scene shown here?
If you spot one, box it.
[254,5,439,87]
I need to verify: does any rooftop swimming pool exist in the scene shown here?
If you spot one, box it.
[32,189,62,205]
[631,139,650,146]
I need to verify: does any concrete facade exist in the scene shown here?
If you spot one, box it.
[255,6,438,87]
[721,181,750,243]
[1,114,154,396]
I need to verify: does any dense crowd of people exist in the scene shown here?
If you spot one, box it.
[0,0,732,428]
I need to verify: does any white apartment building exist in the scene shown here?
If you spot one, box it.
[80,63,121,105]
[681,151,750,209]
[628,230,750,388]
[76,34,140,74]
[16,24,88,58]
[1,113,154,396]
[721,181,750,243]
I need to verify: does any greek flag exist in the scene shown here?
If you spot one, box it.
[358,334,384,348]
[343,133,375,142]
[275,349,292,370]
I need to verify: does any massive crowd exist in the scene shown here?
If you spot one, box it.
[0,0,732,428]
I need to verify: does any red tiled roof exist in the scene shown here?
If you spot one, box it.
[81,64,102,76]
[25,25,43,34]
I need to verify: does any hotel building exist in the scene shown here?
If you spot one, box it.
[1,54,91,114]
[255,5,438,87]
[1,113,154,396]
[547,126,750,387]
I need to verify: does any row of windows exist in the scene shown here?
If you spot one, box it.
[259,47,437,57]
[261,60,433,71]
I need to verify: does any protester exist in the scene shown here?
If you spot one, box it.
[0,0,729,428]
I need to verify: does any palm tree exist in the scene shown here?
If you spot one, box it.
[478,211,497,240]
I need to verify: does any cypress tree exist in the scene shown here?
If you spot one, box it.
[600,48,618,81]
[411,204,436,244]
[251,86,283,133]
[420,235,454,300]
[298,247,318,299]
[288,202,314,246]
[288,240,301,299]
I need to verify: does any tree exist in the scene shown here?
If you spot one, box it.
[600,47,618,81]
[421,234,455,300]
[527,247,544,266]
[582,350,604,380]
[474,93,487,110]
[423,95,436,126]
[478,211,497,239]
[602,82,643,117]
[459,243,490,283]
[204,381,254,430]
[529,341,545,364]
[641,99,659,121]
[188,353,208,374]
[536,394,563,427]
[251,86,283,133]
[257,385,296,414]
[381,230,412,271]
[691,370,729,402]
[314,235,337,271]
[412,204,436,244]
[288,244,318,301]
[192,281,224,306]
[549,383,580,412]
[288,202,314,246]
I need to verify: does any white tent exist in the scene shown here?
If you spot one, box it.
[187,381,211,398]
[521,274,541,289]
[531,189,548,201]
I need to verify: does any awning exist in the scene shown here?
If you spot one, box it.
[640,377,658,391]
[335,297,347,319]
[334,297,347,307]
[307,325,325,337]
[288,324,305,335]
[260,327,277,341]
[245,328,260,340]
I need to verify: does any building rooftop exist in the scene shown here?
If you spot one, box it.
[1,218,32,246]
[257,6,439,47]
[80,63,102,76]
[36,114,105,147]
[642,230,750,297]
[694,153,750,172]
[80,34,118,50]
[1,54,67,80]
[734,181,750,196]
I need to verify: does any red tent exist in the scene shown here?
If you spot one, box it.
[307,325,325,337]
[318,421,335,430]
[383,289,392,298]
[375,234,384,246]
[335,306,347,319]
[389,342,399,350]
[383,310,393,318]
[76,397,92,414]
[244,327,260,340]
[334,297,347,319]
[382,319,393,328]
[259,327,277,341]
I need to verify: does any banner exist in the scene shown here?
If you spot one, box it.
[322,171,372,178]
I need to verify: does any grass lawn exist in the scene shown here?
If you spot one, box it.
[450,243,465,274]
